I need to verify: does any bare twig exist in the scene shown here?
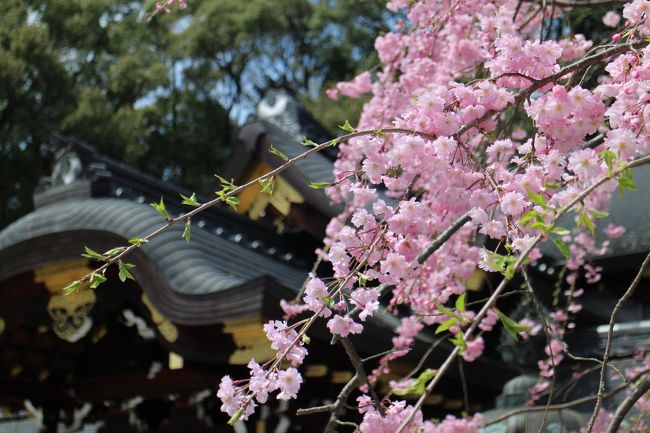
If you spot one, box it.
[340,337,383,413]
[522,268,557,433]
[362,348,409,363]
[605,374,650,433]
[296,404,335,416]
[458,357,470,414]
[324,374,360,433]
[465,289,528,307]
[416,212,471,264]
[483,378,634,427]
[585,251,650,433]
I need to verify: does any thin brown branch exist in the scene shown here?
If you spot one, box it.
[605,374,650,433]
[483,378,633,427]
[296,404,335,416]
[340,337,383,413]
[586,251,650,433]
[416,212,471,264]
[362,348,409,363]
[465,289,528,307]
[522,268,557,433]
[71,127,429,290]
[458,357,470,414]
[324,373,360,433]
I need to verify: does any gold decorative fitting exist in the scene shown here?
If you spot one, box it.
[10,365,23,377]
[47,289,96,343]
[331,371,354,384]
[168,352,184,370]
[305,364,328,377]
[34,259,93,294]
[141,294,178,342]
[223,315,274,365]
[0,318,4,336]
[235,162,305,221]
[35,259,97,343]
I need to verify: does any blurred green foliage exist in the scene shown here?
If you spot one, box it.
[0,0,385,228]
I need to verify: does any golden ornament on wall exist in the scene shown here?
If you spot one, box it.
[35,259,96,343]
[141,294,178,343]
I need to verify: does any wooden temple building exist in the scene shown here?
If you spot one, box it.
[0,91,648,433]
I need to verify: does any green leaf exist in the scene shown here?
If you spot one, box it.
[618,168,637,196]
[89,273,107,289]
[527,191,548,209]
[82,246,106,261]
[358,273,369,286]
[180,193,200,207]
[552,238,570,260]
[518,210,540,226]
[269,144,289,161]
[103,247,126,258]
[183,219,191,242]
[450,330,466,350]
[214,175,237,192]
[455,293,466,313]
[309,181,331,189]
[338,120,355,133]
[600,150,617,173]
[259,177,275,195]
[386,165,404,178]
[577,210,595,235]
[301,137,318,147]
[227,408,244,426]
[150,197,171,220]
[62,280,82,295]
[375,129,385,138]
[590,209,609,219]
[435,318,457,334]
[482,250,508,273]
[225,196,240,210]
[495,309,531,341]
[435,300,462,321]
[302,334,311,344]
[504,259,517,279]
[393,369,436,396]
[412,369,436,394]
[551,226,570,236]
[118,262,135,282]
[128,237,148,247]
[329,137,341,147]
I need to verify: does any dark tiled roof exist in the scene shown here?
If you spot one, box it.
[0,198,305,295]
[536,164,650,269]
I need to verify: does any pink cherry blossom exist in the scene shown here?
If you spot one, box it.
[604,223,626,239]
[276,368,303,400]
[327,315,363,337]
[603,11,621,28]
[462,336,485,362]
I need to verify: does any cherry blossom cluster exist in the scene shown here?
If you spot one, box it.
[357,397,482,433]
[217,0,650,430]
[216,320,308,422]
